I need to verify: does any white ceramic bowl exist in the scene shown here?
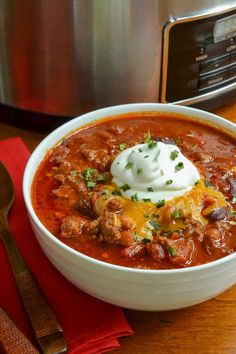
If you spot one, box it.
[23,103,236,311]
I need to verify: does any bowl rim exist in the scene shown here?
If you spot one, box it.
[23,102,236,275]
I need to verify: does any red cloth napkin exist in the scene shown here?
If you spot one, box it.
[0,137,133,353]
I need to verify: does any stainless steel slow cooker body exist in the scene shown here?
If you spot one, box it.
[0,0,235,117]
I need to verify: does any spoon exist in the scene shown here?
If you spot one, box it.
[0,161,67,354]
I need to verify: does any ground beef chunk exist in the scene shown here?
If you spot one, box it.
[52,184,79,209]
[203,227,228,256]
[98,199,134,242]
[96,130,113,140]
[53,170,94,216]
[194,151,213,163]
[53,173,66,184]
[75,198,94,217]
[81,146,111,171]
[66,173,87,193]
[121,243,146,258]
[108,126,125,135]
[64,173,95,216]
[100,210,122,243]
[52,184,75,199]
[159,237,195,267]
[85,196,134,243]
[84,217,101,235]
[60,215,85,238]
[146,242,165,261]
[53,160,72,183]
[105,197,123,213]
[49,146,70,164]
[184,217,204,242]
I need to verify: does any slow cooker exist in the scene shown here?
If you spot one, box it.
[0,0,236,117]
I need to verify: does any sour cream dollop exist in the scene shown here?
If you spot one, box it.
[111,142,200,202]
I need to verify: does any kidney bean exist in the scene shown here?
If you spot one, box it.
[230,178,236,197]
[205,208,228,221]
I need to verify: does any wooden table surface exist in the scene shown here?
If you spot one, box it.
[0,101,236,354]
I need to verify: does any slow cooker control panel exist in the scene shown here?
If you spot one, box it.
[163,9,236,103]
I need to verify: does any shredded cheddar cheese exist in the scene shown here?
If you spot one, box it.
[100,177,227,237]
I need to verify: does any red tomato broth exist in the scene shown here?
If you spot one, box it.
[32,113,236,269]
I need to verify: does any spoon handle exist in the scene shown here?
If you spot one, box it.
[0,215,67,354]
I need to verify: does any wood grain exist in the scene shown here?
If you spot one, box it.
[0,101,236,354]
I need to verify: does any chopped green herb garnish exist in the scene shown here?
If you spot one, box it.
[119,143,127,151]
[125,162,133,169]
[142,237,151,244]
[138,148,143,153]
[147,187,153,192]
[131,193,139,202]
[144,131,158,149]
[232,196,236,204]
[142,227,153,239]
[82,167,98,188]
[87,180,96,188]
[120,184,131,192]
[144,130,151,143]
[148,140,157,149]
[175,137,183,144]
[70,170,78,175]
[144,155,149,158]
[137,168,143,175]
[144,212,150,218]
[229,209,236,216]
[101,189,109,195]
[170,150,179,160]
[83,167,95,180]
[112,189,122,195]
[149,219,160,230]
[167,245,177,256]
[204,178,212,187]
[156,199,165,208]
[97,174,104,182]
[161,231,171,238]
[152,213,160,218]
[166,179,173,185]
[133,232,141,242]
[171,209,181,219]
[143,198,152,202]
[175,162,184,171]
